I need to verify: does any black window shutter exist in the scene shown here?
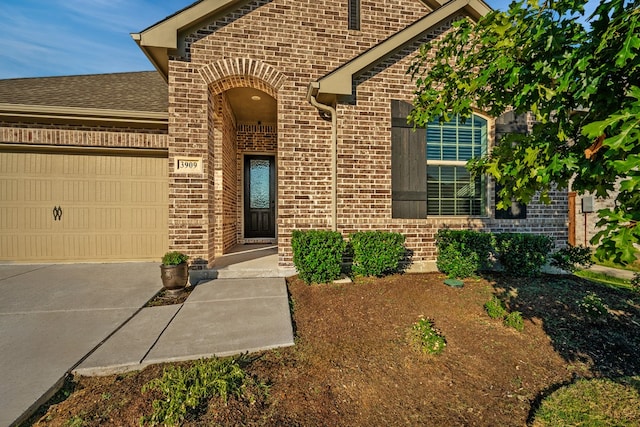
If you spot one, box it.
[391,100,426,218]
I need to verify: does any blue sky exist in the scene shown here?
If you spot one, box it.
[0,0,521,79]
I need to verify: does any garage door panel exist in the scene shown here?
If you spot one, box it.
[0,151,168,262]
[62,207,90,230]
[95,181,122,203]
[130,234,168,258]
[23,235,57,259]
[1,207,19,229]
[23,207,55,230]
[0,179,19,201]
[23,179,54,202]
[62,180,93,203]
[94,208,122,230]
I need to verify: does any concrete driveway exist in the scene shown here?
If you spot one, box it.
[0,263,160,427]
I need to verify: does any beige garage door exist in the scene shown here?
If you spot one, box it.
[0,149,168,262]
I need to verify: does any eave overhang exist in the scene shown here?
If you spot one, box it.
[131,0,249,81]
[0,103,168,130]
[311,0,492,105]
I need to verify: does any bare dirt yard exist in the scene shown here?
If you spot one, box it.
[25,272,640,426]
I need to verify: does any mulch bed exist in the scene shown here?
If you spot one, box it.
[26,272,640,426]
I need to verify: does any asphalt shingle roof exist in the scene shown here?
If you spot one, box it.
[0,71,168,113]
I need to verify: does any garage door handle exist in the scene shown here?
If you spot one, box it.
[53,206,62,221]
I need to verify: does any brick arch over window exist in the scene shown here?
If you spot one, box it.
[198,58,286,97]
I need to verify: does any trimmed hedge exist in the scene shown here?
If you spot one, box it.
[494,233,554,276]
[291,230,346,284]
[436,229,555,278]
[435,230,493,278]
[350,231,406,277]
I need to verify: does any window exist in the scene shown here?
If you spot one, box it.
[349,0,360,30]
[391,100,488,218]
[425,114,487,216]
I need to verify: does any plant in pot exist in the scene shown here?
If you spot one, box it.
[160,251,189,296]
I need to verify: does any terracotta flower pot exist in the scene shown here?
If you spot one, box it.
[160,262,189,296]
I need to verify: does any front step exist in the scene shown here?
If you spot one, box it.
[189,246,296,283]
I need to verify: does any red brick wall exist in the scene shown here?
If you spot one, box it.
[0,126,166,149]
[165,0,568,267]
[167,61,211,264]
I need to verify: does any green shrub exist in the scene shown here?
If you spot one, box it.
[436,242,479,279]
[291,230,346,284]
[409,317,446,355]
[494,233,554,276]
[578,292,608,321]
[435,229,494,271]
[550,245,594,272]
[350,231,406,277]
[504,311,524,331]
[141,357,253,426]
[484,296,508,319]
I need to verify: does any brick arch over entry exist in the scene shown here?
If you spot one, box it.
[199,58,287,97]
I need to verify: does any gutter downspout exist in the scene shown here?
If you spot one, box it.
[306,82,338,232]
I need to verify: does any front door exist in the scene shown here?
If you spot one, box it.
[244,155,276,238]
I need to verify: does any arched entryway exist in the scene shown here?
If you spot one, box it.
[200,59,285,257]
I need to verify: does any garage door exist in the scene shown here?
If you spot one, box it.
[0,149,168,262]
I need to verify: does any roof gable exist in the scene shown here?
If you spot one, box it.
[132,0,456,80]
[132,0,250,79]
[312,0,491,103]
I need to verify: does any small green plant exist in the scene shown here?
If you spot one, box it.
[291,230,346,284]
[141,357,254,426]
[162,251,189,266]
[550,244,594,272]
[484,296,508,319]
[504,311,524,331]
[578,292,608,321]
[67,415,84,427]
[350,231,406,277]
[494,233,553,276]
[409,317,446,355]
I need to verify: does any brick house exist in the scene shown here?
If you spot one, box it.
[0,0,568,270]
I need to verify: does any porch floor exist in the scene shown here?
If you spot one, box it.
[206,245,296,279]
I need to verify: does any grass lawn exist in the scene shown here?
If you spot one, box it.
[24,272,640,426]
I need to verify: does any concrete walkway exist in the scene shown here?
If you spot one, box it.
[0,262,294,427]
[587,264,637,280]
[75,278,294,375]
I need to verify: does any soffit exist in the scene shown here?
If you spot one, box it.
[226,87,276,124]
[312,0,492,104]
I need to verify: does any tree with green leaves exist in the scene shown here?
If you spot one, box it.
[408,0,640,264]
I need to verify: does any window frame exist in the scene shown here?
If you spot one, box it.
[424,114,489,217]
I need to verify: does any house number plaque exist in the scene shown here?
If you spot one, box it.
[175,157,203,174]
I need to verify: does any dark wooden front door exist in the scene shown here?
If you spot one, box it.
[244,155,276,238]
